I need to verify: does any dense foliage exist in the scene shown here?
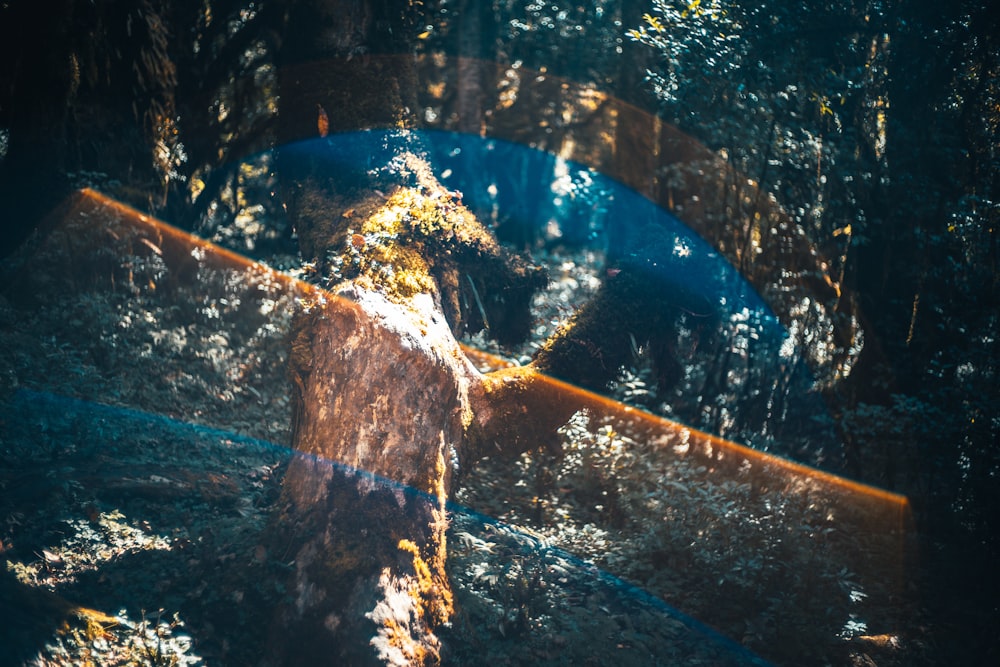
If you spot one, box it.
[2,0,997,663]
[421,8,1000,658]
[623,3,999,659]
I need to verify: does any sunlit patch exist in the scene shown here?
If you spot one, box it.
[840,617,869,639]
[7,510,172,588]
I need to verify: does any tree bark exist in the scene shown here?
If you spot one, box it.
[265,141,570,661]
[265,4,564,663]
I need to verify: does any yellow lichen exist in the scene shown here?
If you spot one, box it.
[397,538,453,629]
[380,615,436,665]
[337,183,484,303]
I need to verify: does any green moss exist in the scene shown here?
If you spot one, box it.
[292,151,545,344]
[331,178,530,307]
[334,186,452,301]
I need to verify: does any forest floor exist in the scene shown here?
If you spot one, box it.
[0,229,925,667]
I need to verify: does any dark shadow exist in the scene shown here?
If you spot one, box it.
[0,568,78,667]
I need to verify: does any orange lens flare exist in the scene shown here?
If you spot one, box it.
[65,188,909,531]
[16,187,914,659]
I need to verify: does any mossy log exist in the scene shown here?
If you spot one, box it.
[266,149,573,665]
[266,6,577,659]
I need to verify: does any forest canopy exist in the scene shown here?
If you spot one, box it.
[1,0,997,665]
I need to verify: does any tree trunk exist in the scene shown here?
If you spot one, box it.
[265,3,564,663]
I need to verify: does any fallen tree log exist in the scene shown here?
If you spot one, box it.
[266,144,576,663]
